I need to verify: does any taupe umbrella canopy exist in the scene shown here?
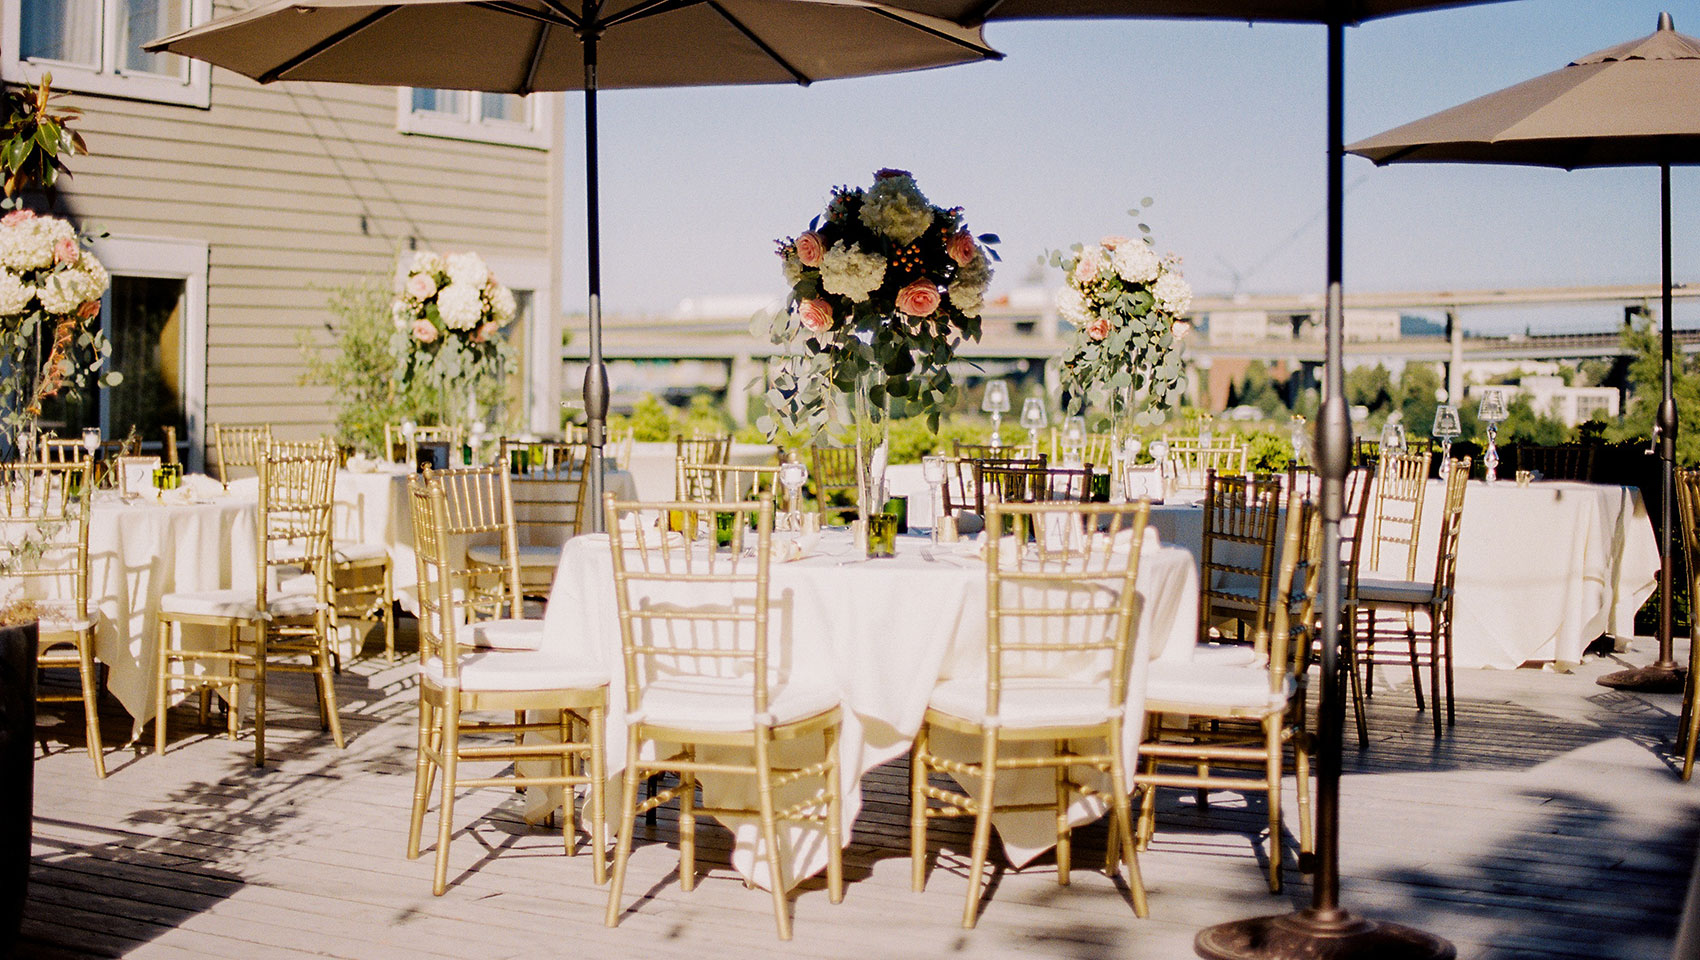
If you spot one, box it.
[146,0,998,92]
[1349,12,1700,167]
[884,0,1500,25]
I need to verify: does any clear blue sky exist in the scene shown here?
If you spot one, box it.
[557,1,1698,334]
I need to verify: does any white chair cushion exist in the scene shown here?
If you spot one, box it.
[927,676,1116,729]
[633,674,839,732]
[277,573,317,597]
[467,618,545,651]
[331,540,388,564]
[1188,642,1261,667]
[467,543,562,570]
[421,649,607,693]
[1356,576,1436,605]
[159,588,321,621]
[1145,660,1293,713]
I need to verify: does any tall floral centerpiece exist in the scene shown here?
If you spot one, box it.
[766,169,995,514]
[390,250,517,433]
[0,209,117,453]
[1050,223,1191,453]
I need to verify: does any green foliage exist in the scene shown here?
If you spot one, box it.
[1245,432,1294,473]
[1232,363,1288,417]
[299,279,419,456]
[1614,317,1700,466]
[1345,363,1395,414]
[0,76,85,198]
[609,392,738,444]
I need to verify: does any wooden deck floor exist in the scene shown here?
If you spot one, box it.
[19,626,1700,960]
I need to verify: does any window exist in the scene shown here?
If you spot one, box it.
[3,0,211,106]
[480,255,552,433]
[396,88,550,150]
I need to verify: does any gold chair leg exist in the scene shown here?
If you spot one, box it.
[1106,729,1147,918]
[962,731,997,930]
[1054,738,1070,886]
[753,732,791,941]
[252,624,267,768]
[1264,715,1283,894]
[1294,735,1313,856]
[589,703,608,886]
[604,727,643,928]
[407,699,434,860]
[824,721,843,905]
[74,636,105,778]
[382,561,396,663]
[153,618,171,758]
[432,701,460,896]
[679,746,698,893]
[909,724,929,893]
[557,712,577,854]
[1344,611,1369,748]
[315,615,345,749]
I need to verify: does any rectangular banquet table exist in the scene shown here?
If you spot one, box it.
[533,528,1200,890]
[1145,480,1659,670]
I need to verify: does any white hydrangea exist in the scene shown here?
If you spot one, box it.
[1056,285,1092,328]
[1111,241,1161,284]
[436,282,485,330]
[391,300,413,331]
[446,252,490,290]
[0,222,53,272]
[75,253,108,299]
[781,253,803,287]
[38,271,85,314]
[488,283,516,324]
[411,251,447,277]
[0,272,32,315]
[948,280,983,318]
[1153,270,1193,316]
[819,242,887,303]
[858,175,934,246]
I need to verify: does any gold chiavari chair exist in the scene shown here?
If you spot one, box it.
[910,500,1152,927]
[1512,441,1598,482]
[1352,437,1381,469]
[212,423,271,488]
[608,425,635,471]
[1049,428,1117,467]
[678,462,793,514]
[1198,471,1284,654]
[976,461,1094,507]
[1358,450,1430,695]
[384,423,463,468]
[1137,484,1318,892]
[483,437,591,598]
[673,434,732,493]
[1164,436,1248,492]
[1675,468,1700,782]
[602,495,843,941]
[38,436,87,463]
[1354,458,1471,738]
[954,439,1031,461]
[943,455,1048,518]
[6,460,105,777]
[406,466,607,894]
[154,450,340,765]
[1336,465,1376,748]
[809,445,860,524]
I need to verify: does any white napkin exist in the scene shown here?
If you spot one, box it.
[181,473,225,498]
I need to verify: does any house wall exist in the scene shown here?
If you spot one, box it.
[52,70,560,450]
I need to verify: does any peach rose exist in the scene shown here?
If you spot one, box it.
[798,297,833,334]
[1,210,35,226]
[1100,235,1131,250]
[794,231,825,268]
[76,299,100,319]
[411,317,438,343]
[53,237,78,265]
[895,279,941,317]
[406,272,437,301]
[946,230,977,266]
[472,320,499,343]
[1072,248,1104,285]
[1085,316,1112,341]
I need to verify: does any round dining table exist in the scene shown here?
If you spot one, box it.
[532,526,1200,891]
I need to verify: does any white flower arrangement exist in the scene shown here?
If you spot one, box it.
[389,249,517,431]
[1049,223,1191,425]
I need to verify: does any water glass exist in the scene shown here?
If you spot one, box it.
[714,510,737,548]
[866,512,898,558]
[884,495,908,534]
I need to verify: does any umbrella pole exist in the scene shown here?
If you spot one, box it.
[581,28,610,533]
[1597,161,1685,694]
[1196,19,1454,960]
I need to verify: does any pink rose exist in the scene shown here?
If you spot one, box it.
[895,279,941,317]
[798,298,833,334]
[53,237,78,265]
[77,299,100,319]
[411,317,438,343]
[1100,235,1131,250]
[406,272,437,301]
[946,230,977,266]
[473,320,499,342]
[1085,316,1112,341]
[1072,248,1103,284]
[794,231,825,268]
[1,210,35,226]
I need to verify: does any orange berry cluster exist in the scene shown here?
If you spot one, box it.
[892,243,926,276]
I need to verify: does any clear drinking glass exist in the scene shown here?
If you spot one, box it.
[982,380,1011,448]
[921,455,946,540]
[778,458,808,531]
[1062,416,1086,466]
[1019,397,1047,456]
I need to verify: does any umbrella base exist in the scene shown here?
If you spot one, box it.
[1196,908,1456,960]
[1596,663,1686,694]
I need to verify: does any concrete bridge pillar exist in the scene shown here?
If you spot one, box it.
[727,353,756,425]
[1446,309,1464,402]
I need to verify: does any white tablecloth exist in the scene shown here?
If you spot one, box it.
[534,529,1199,889]
[1145,481,1660,670]
[622,442,775,500]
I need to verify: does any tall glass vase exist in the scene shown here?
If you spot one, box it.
[851,371,890,528]
[1107,385,1137,500]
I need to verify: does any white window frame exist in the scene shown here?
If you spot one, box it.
[89,234,209,470]
[2,0,212,107]
[395,88,551,150]
[481,254,553,433]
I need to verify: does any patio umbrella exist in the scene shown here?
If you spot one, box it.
[1348,11,1695,697]
[861,2,1513,958]
[145,0,1000,527]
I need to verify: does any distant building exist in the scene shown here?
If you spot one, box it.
[1465,377,1618,427]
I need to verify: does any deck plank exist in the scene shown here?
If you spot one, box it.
[21,628,1700,959]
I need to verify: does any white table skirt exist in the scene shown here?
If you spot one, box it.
[1145,480,1660,670]
[532,529,1199,890]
